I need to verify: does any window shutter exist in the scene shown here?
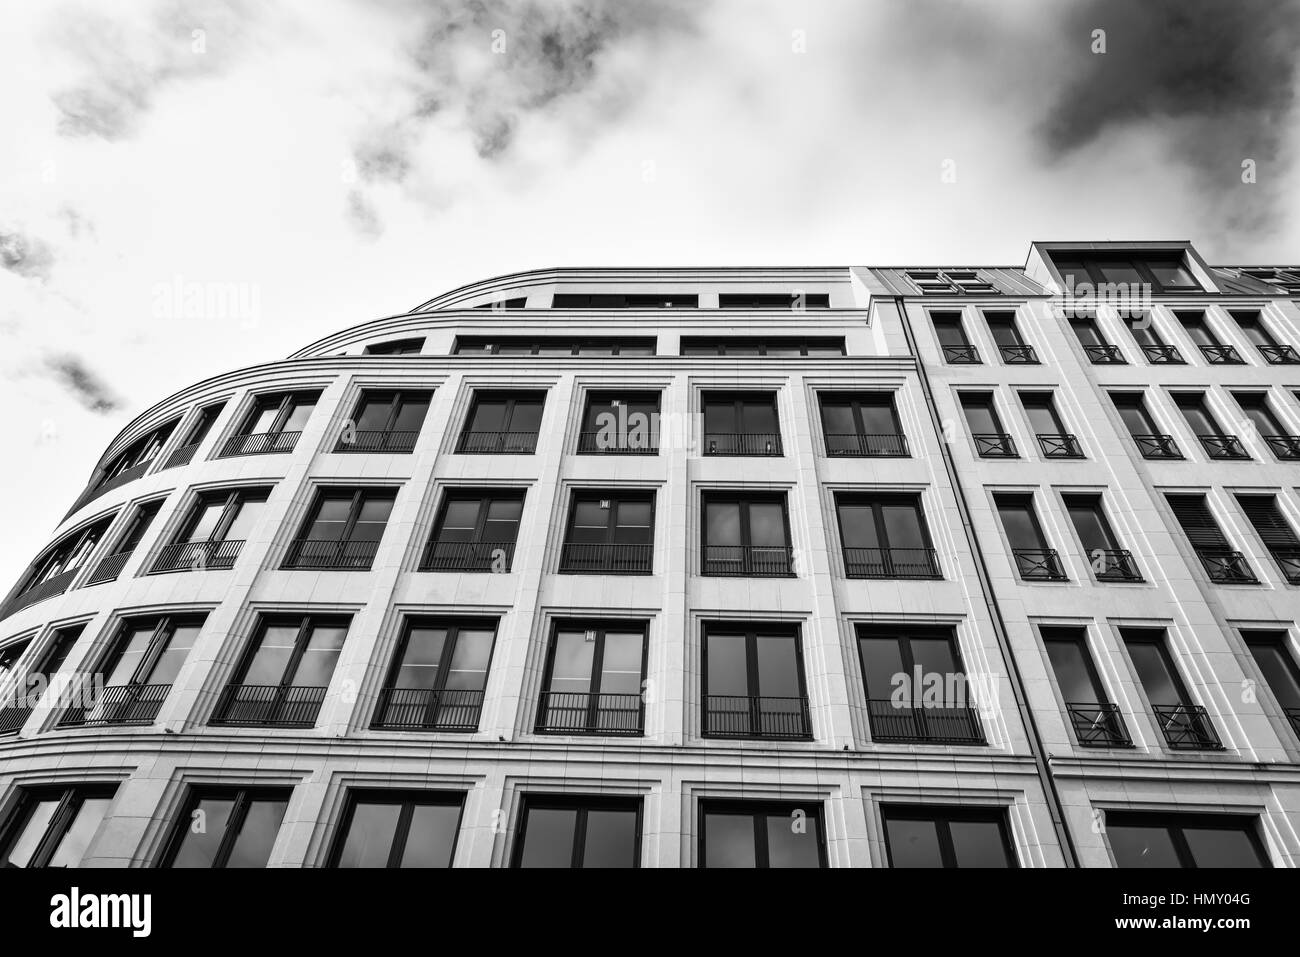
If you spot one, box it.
[1238,496,1300,551]
[1166,495,1230,550]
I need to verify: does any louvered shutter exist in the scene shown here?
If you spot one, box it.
[1166,495,1230,550]
[1238,496,1300,551]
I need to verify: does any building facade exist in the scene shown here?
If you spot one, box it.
[1,241,1299,867]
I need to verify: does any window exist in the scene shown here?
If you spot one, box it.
[512,796,641,868]
[1052,253,1201,294]
[335,390,431,453]
[835,493,939,579]
[959,393,1016,457]
[0,625,81,735]
[163,401,226,468]
[59,614,205,727]
[0,638,29,686]
[1237,266,1300,294]
[994,493,1066,581]
[457,391,545,454]
[1236,495,1300,584]
[453,336,655,355]
[932,312,979,363]
[906,269,995,295]
[373,618,496,731]
[1070,318,1125,363]
[152,487,268,573]
[1122,628,1222,750]
[1111,393,1182,459]
[578,391,660,454]
[702,623,810,739]
[985,312,1037,363]
[1124,315,1184,364]
[0,639,32,731]
[84,499,163,585]
[1062,494,1141,582]
[560,491,654,574]
[1233,392,1300,460]
[702,493,793,577]
[92,419,178,492]
[420,489,524,572]
[680,336,844,355]
[1105,813,1268,868]
[220,390,320,456]
[472,297,527,310]
[700,801,826,868]
[285,487,395,570]
[159,787,290,868]
[0,785,116,868]
[1232,310,1300,363]
[3,515,115,617]
[363,337,424,355]
[554,293,696,309]
[717,292,830,309]
[856,625,983,744]
[536,620,647,734]
[818,393,907,457]
[1165,494,1256,584]
[1019,392,1082,458]
[1177,312,1242,364]
[882,806,1016,868]
[1040,627,1131,747]
[1242,631,1300,740]
[328,791,464,868]
[701,392,782,456]
[212,614,351,728]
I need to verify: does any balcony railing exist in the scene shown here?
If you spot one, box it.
[998,343,1038,364]
[151,539,244,574]
[559,542,653,575]
[0,704,32,735]
[703,694,812,739]
[59,683,171,727]
[576,430,659,455]
[1083,343,1125,364]
[942,344,980,364]
[865,698,984,744]
[702,545,795,577]
[1037,433,1083,458]
[1264,435,1300,460]
[161,442,200,469]
[419,539,515,572]
[219,431,301,457]
[283,539,380,570]
[334,430,420,453]
[1141,344,1184,364]
[823,433,909,457]
[456,430,539,454]
[371,687,485,731]
[1194,549,1257,584]
[1065,702,1132,748]
[1152,703,1222,750]
[0,568,81,619]
[1012,548,1067,581]
[1197,434,1250,460]
[702,433,783,456]
[210,684,327,728]
[1259,344,1300,364]
[1132,433,1182,459]
[843,547,941,580]
[1266,549,1300,585]
[1091,548,1143,582]
[972,433,1017,457]
[65,461,152,517]
[83,551,134,586]
[1198,344,1243,364]
[535,692,644,735]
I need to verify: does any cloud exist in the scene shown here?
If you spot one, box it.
[0,229,55,280]
[43,353,124,413]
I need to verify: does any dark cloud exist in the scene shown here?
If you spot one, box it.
[43,354,123,413]
[0,230,55,280]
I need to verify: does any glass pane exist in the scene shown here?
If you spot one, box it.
[949,819,1011,867]
[996,501,1042,549]
[1022,399,1060,434]
[703,812,756,868]
[1126,641,1183,707]
[483,498,523,540]
[1109,824,1181,868]
[885,816,944,867]
[438,500,480,541]
[838,504,880,549]
[243,625,299,685]
[570,500,609,543]
[392,398,429,432]
[293,624,347,687]
[548,632,595,694]
[820,402,856,436]
[747,503,786,546]
[703,401,737,434]
[351,496,394,541]
[705,502,741,546]
[304,497,352,541]
[1045,640,1100,705]
[394,627,448,689]
[1067,501,1113,552]
[933,321,967,348]
[1184,826,1264,868]
[467,400,507,433]
[399,803,460,868]
[859,637,905,701]
[46,797,111,867]
[766,811,821,867]
[507,401,543,433]
[1116,400,1154,435]
[168,797,235,867]
[444,629,493,691]
[518,808,577,867]
[336,802,401,867]
[755,636,800,698]
[104,625,155,687]
[1098,261,1143,285]
[2,799,59,867]
[909,637,959,683]
[740,401,778,434]
[222,499,265,542]
[244,401,280,435]
[858,401,897,434]
[224,798,288,867]
[881,503,925,549]
[707,634,748,696]
[581,809,637,868]
[1248,644,1300,709]
[145,623,201,686]
[1149,261,1196,289]
[961,400,999,434]
[354,395,395,431]
[184,501,226,543]
[598,633,643,695]
[281,398,316,432]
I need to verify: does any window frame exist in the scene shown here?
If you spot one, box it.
[880,804,1018,868]
[510,794,644,868]
[700,491,794,578]
[157,785,293,868]
[373,616,499,732]
[700,621,811,740]
[0,783,118,868]
[1103,811,1270,868]
[326,789,466,868]
[535,619,649,735]
[698,799,828,868]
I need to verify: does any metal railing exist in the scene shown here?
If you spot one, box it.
[1267,549,1300,585]
[702,545,795,577]
[972,433,1017,457]
[942,344,980,364]
[823,433,909,457]
[371,688,485,731]
[219,431,301,457]
[151,539,244,573]
[1152,703,1222,750]
[559,542,653,575]
[1199,344,1243,364]
[59,683,171,727]
[1259,344,1300,364]
[702,432,783,456]
[284,539,380,570]
[1012,548,1067,581]
[1194,549,1257,584]
[1264,434,1300,459]
[455,430,539,454]
[419,540,515,572]
[1141,344,1184,364]
[334,430,420,453]
[703,694,812,739]
[1197,434,1250,459]
[866,698,984,744]
[1133,433,1182,459]
[1037,433,1083,458]
[65,461,152,517]
[1065,702,1132,747]
[1083,343,1125,364]
[535,692,644,735]
[161,442,200,469]
[998,343,1038,364]
[211,684,328,728]
[0,568,81,619]
[843,547,941,580]
[576,430,659,455]
[1091,548,1143,582]
[0,705,32,735]
[83,551,134,586]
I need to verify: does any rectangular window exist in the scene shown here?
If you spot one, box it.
[578,391,660,454]
[536,620,647,735]
[1233,392,1300,459]
[702,493,793,577]
[420,489,524,572]
[560,491,654,575]
[986,312,1037,363]
[373,618,496,731]
[994,493,1066,580]
[220,390,320,457]
[932,313,979,363]
[882,805,1016,868]
[1232,310,1300,363]
[512,796,642,868]
[700,800,826,868]
[1125,316,1184,364]
[907,269,995,295]
[335,390,431,453]
[453,336,656,355]
[1111,393,1181,459]
[959,394,1016,457]
[472,297,527,310]
[1063,494,1142,582]
[457,391,545,454]
[159,786,291,868]
[856,625,983,744]
[285,487,395,570]
[702,623,810,739]
[1052,253,1201,295]
[1041,626,1131,747]
[1165,493,1257,584]
[1070,318,1125,363]
[1242,631,1300,740]
[163,401,226,468]
[84,499,164,585]
[1236,495,1300,584]
[1177,311,1242,364]
[1238,266,1300,294]
[1174,393,1249,459]
[212,614,351,728]
[1106,813,1268,868]
[701,392,782,456]
[554,293,696,309]
[152,487,268,573]
[0,784,116,868]
[363,337,424,355]
[0,625,82,735]
[716,293,830,309]
[1020,392,1082,458]
[328,791,464,868]
[1121,628,1222,750]
[835,493,939,579]
[680,336,843,355]
[818,393,907,457]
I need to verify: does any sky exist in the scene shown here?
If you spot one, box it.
[1,0,1299,587]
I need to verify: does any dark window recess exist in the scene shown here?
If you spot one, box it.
[995,494,1066,581]
[153,487,268,573]
[453,336,655,355]
[420,490,523,572]
[1020,392,1082,458]
[82,419,178,501]
[1106,813,1269,868]
[680,336,844,356]
[84,500,163,585]
[512,796,642,868]
[579,392,660,454]
[159,787,290,868]
[906,269,996,295]
[472,297,527,310]
[220,390,320,457]
[986,313,1037,363]
[286,488,395,570]
[702,494,794,577]
[1112,393,1182,459]
[163,401,226,468]
[1041,627,1131,747]
[1122,628,1223,750]
[457,391,545,454]
[335,390,430,453]
[1166,494,1257,584]
[0,639,29,686]
[1124,316,1184,364]
[1052,253,1202,295]
[1236,266,1300,294]
[881,805,1016,868]
[1236,495,1300,584]
[836,494,940,579]
[1177,312,1243,364]
[363,337,424,356]
[1232,310,1300,363]
[1242,631,1300,741]
[818,393,907,457]
[933,313,979,363]
[374,618,496,732]
[1070,318,1125,363]
[0,625,81,735]
[0,784,117,868]
[857,625,983,744]
[2,515,115,619]
[960,393,1016,458]
[536,621,647,735]
[1233,392,1300,460]
[553,293,697,309]
[560,492,654,575]
[211,614,350,728]
[717,292,830,309]
[700,801,827,868]
[702,623,811,739]
[702,392,782,456]
[328,791,464,867]
[1063,494,1141,582]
